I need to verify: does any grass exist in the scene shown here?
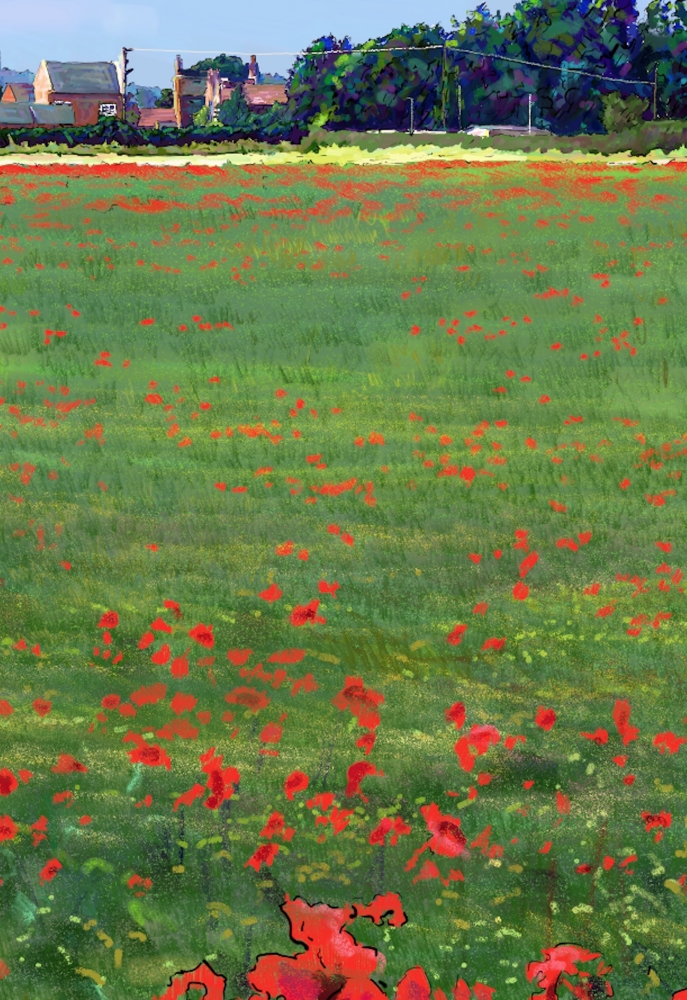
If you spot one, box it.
[0,159,686,999]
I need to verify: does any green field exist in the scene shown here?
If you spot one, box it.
[0,159,687,1000]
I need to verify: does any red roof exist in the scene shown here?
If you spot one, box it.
[244,84,287,109]
[137,108,177,127]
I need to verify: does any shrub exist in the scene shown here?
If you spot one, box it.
[601,92,651,133]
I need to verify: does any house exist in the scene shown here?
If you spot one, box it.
[1,83,34,103]
[33,61,122,126]
[204,68,287,122]
[173,56,206,127]
[0,102,75,128]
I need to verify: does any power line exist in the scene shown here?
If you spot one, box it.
[131,45,653,86]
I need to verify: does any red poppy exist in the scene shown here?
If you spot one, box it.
[225,687,270,712]
[345,760,383,801]
[38,858,63,884]
[101,694,120,709]
[654,732,687,754]
[32,699,52,717]
[526,944,611,1000]
[124,733,171,770]
[260,722,283,744]
[200,747,240,809]
[51,754,88,774]
[227,648,253,665]
[245,842,279,871]
[356,730,377,754]
[290,600,326,626]
[150,616,172,634]
[519,552,539,577]
[260,811,294,841]
[0,770,18,796]
[259,583,283,603]
[188,623,214,648]
[170,692,197,715]
[396,967,431,1000]
[420,802,467,859]
[368,814,412,847]
[0,815,18,841]
[130,682,166,707]
[642,811,671,832]
[151,644,171,665]
[268,649,305,664]
[581,728,608,745]
[447,623,468,646]
[247,893,403,999]
[469,724,501,755]
[445,702,466,729]
[513,582,529,600]
[284,770,309,801]
[156,962,226,1000]
[333,677,384,729]
[481,637,506,651]
[613,699,640,745]
[97,611,119,628]
[535,708,557,731]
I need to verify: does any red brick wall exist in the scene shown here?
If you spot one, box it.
[48,93,122,126]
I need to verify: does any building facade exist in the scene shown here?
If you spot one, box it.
[173,57,206,128]
[33,61,122,126]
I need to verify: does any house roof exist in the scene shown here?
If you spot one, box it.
[42,61,120,94]
[243,84,287,109]
[0,104,34,125]
[31,103,76,125]
[2,83,34,102]
[0,102,75,126]
[137,108,177,127]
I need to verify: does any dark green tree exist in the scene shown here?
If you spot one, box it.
[216,86,254,129]
[637,0,687,117]
[155,88,174,108]
[188,54,248,81]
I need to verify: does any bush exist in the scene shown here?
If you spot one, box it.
[193,105,211,127]
[0,114,307,151]
[601,92,651,133]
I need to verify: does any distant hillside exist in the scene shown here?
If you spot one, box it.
[0,68,34,87]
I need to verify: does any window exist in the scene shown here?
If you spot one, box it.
[99,103,118,117]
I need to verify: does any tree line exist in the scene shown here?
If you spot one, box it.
[279,0,687,134]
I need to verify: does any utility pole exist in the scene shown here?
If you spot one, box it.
[458,84,462,131]
[441,44,447,131]
[653,65,658,120]
[120,47,134,120]
[408,97,415,135]
[528,92,533,133]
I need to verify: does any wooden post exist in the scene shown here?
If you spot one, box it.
[653,65,658,120]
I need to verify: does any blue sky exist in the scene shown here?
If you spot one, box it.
[3,0,651,88]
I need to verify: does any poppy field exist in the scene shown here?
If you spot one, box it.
[1,159,687,1000]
